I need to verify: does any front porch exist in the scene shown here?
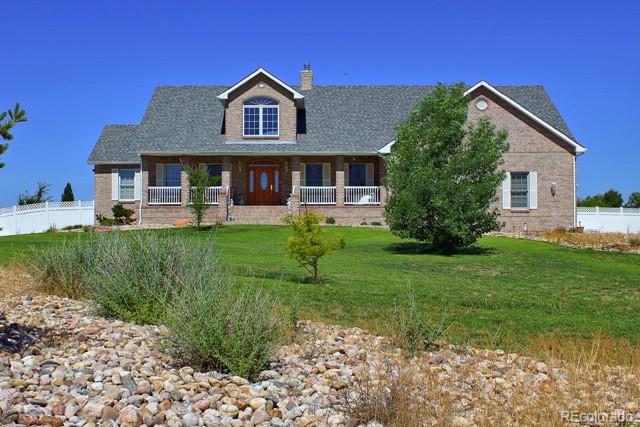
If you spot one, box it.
[141,155,387,225]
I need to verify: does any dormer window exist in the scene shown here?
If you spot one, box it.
[243,97,279,137]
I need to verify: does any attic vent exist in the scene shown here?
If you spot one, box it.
[475,97,488,111]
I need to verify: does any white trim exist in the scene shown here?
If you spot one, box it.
[138,151,380,157]
[111,169,119,201]
[117,168,138,202]
[242,104,280,137]
[378,140,395,154]
[502,172,511,210]
[528,171,538,210]
[573,156,577,227]
[464,80,586,155]
[217,68,304,103]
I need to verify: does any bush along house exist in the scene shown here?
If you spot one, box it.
[88,65,586,230]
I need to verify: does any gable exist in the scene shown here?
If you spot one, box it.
[217,68,304,106]
[464,81,585,155]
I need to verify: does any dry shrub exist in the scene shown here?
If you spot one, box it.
[345,361,456,427]
[526,331,640,368]
[345,333,640,427]
[543,229,640,251]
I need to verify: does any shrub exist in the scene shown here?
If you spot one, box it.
[87,231,218,324]
[30,238,93,298]
[371,221,383,226]
[283,211,345,282]
[325,216,336,225]
[111,204,134,224]
[164,279,283,379]
[390,292,448,356]
[184,164,217,228]
[96,214,116,226]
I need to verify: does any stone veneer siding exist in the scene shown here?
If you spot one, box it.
[467,89,576,231]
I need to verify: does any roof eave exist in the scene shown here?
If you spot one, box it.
[216,67,305,107]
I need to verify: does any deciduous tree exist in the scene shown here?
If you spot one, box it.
[385,84,509,251]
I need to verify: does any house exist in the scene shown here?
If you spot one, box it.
[88,65,586,230]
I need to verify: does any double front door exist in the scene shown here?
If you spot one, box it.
[247,163,281,205]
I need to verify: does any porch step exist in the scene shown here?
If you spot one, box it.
[230,205,289,225]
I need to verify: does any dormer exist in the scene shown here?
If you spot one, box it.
[218,68,304,143]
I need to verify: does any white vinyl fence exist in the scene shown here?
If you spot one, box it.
[0,201,95,237]
[577,207,640,233]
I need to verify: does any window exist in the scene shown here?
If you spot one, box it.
[119,169,136,200]
[165,164,181,187]
[243,97,279,136]
[510,172,529,209]
[306,163,323,186]
[348,164,366,186]
[206,164,222,186]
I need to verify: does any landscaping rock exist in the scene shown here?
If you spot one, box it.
[1,294,639,426]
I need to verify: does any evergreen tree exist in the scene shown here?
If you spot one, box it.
[0,103,27,169]
[61,182,75,202]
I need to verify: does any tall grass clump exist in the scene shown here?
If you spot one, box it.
[164,279,283,379]
[87,231,220,324]
[30,238,93,298]
[390,291,449,356]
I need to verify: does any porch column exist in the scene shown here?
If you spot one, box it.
[141,157,149,209]
[336,156,345,207]
[180,157,191,207]
[378,156,387,207]
[219,156,232,221]
[290,156,301,212]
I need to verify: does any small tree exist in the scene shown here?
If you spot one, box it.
[61,182,75,202]
[283,211,345,283]
[184,165,216,228]
[385,83,509,251]
[602,189,623,208]
[625,192,640,209]
[0,103,27,169]
[18,182,51,205]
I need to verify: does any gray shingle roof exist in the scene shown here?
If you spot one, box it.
[88,84,577,164]
[88,125,139,164]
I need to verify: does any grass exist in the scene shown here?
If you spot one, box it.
[2,225,640,355]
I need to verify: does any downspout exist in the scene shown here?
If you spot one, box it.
[138,157,143,225]
[573,154,577,228]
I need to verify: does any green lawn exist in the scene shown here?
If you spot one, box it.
[2,226,640,351]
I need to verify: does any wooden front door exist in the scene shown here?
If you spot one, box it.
[247,164,281,205]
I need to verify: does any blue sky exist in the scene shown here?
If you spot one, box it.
[1,1,638,206]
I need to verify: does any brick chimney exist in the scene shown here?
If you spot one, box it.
[300,62,313,90]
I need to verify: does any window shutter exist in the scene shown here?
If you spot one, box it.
[322,163,331,186]
[502,172,511,209]
[111,169,119,200]
[529,171,538,209]
[300,163,306,186]
[156,164,165,186]
[365,163,374,186]
[199,163,207,172]
[344,163,350,186]
[134,170,141,200]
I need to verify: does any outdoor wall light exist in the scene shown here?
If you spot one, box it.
[551,182,557,197]
[284,161,289,173]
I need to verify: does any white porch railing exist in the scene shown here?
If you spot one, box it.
[190,186,221,205]
[300,186,336,205]
[345,186,380,205]
[148,187,181,205]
